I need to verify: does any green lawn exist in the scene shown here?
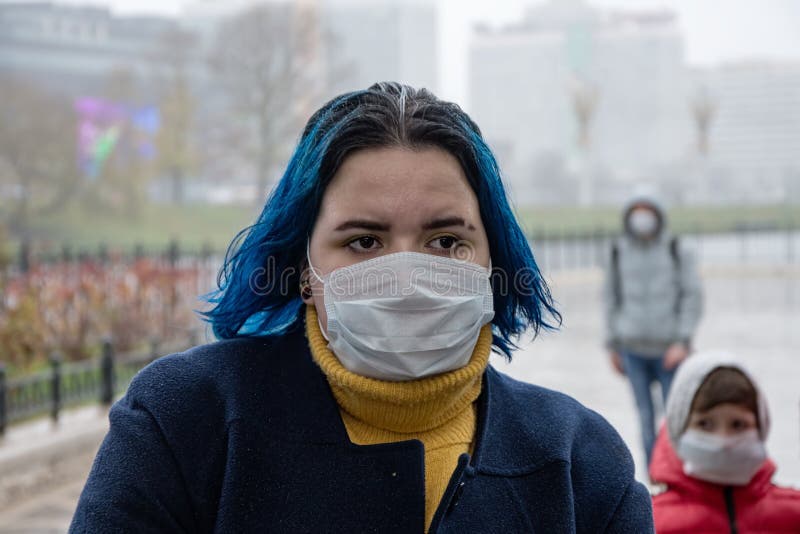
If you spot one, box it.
[20,203,261,256]
[3,202,798,259]
[516,204,799,236]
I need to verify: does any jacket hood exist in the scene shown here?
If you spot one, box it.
[622,185,668,238]
[665,350,771,444]
[649,424,775,494]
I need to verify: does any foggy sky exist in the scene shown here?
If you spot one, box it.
[7,0,799,104]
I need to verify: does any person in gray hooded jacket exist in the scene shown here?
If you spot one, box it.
[603,190,703,468]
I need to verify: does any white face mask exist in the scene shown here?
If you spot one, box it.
[308,250,495,381]
[628,208,659,237]
[677,429,766,486]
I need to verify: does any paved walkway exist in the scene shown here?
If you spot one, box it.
[0,406,107,533]
[0,479,86,534]
[0,267,797,532]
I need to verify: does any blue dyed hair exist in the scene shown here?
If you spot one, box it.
[203,82,560,358]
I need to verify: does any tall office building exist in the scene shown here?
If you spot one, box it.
[0,2,183,98]
[318,0,438,97]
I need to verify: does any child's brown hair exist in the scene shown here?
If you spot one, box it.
[690,367,759,424]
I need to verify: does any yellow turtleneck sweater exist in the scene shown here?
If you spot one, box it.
[305,305,492,531]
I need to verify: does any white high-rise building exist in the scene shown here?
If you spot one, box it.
[693,62,800,171]
[468,0,692,205]
[693,62,800,202]
[0,2,181,97]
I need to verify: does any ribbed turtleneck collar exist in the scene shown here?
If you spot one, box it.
[305,305,492,434]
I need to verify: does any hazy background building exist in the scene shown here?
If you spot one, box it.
[468,0,692,205]
[320,0,439,96]
[0,2,181,98]
[1,0,798,207]
[0,0,440,204]
[691,61,800,204]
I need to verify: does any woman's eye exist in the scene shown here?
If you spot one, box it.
[347,236,381,252]
[429,235,459,249]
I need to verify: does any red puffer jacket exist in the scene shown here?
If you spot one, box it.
[649,427,800,533]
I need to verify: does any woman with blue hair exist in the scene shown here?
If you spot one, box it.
[71,82,653,532]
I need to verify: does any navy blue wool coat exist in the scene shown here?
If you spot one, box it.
[70,329,654,533]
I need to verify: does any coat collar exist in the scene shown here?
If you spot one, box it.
[470,366,573,476]
[261,329,570,477]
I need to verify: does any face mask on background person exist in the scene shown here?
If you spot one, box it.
[628,208,659,238]
[677,428,767,486]
[308,249,495,381]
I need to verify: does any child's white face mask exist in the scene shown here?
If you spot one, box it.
[308,249,494,381]
[677,428,766,486]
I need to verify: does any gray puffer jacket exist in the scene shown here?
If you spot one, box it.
[603,193,703,357]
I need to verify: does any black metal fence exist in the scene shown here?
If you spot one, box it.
[5,226,798,277]
[0,334,197,435]
[9,238,217,273]
[1,226,797,433]
[0,239,218,434]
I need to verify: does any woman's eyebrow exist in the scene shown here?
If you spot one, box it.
[333,219,391,232]
[422,216,476,231]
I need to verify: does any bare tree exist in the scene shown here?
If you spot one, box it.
[83,67,155,216]
[208,2,326,202]
[0,76,79,237]
[152,28,198,204]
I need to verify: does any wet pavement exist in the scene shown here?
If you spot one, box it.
[0,266,797,532]
[0,479,86,534]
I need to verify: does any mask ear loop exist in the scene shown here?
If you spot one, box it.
[305,238,330,341]
[306,239,325,283]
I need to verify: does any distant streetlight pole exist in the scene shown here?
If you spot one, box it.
[572,79,597,152]
[691,87,715,158]
[690,87,715,204]
[571,77,598,205]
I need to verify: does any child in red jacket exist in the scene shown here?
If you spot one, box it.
[649,350,800,533]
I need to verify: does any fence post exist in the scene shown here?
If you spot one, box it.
[693,223,703,264]
[740,226,748,265]
[188,329,199,348]
[167,239,180,268]
[593,229,602,269]
[101,338,115,406]
[149,337,160,363]
[50,352,62,425]
[0,363,7,437]
[98,242,109,265]
[19,239,31,273]
[200,241,212,263]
